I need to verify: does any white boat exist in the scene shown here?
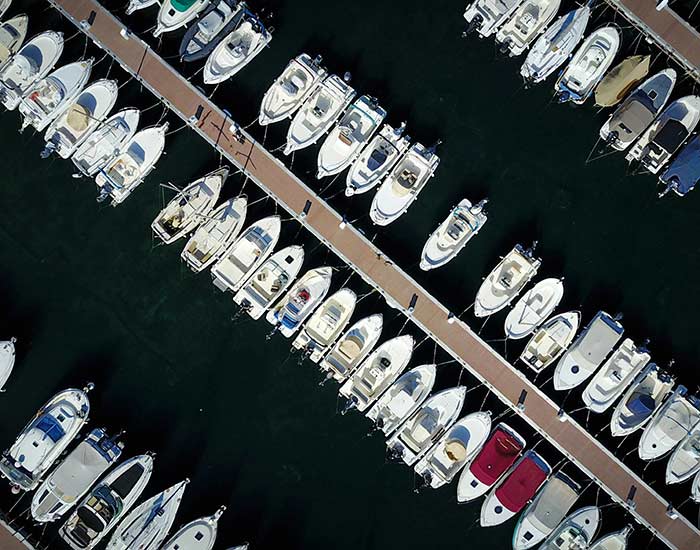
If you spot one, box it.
[589,526,633,550]
[539,506,601,550]
[151,167,226,244]
[692,471,700,503]
[581,339,650,414]
[284,74,356,154]
[319,313,383,382]
[0,15,29,70]
[126,0,161,16]
[552,311,624,391]
[181,195,247,272]
[161,506,226,550]
[463,0,525,39]
[154,0,210,37]
[233,245,304,320]
[179,0,244,62]
[31,428,124,523]
[520,7,590,85]
[259,53,327,126]
[0,337,16,390]
[474,244,541,318]
[414,411,491,490]
[0,30,64,110]
[339,334,414,413]
[420,198,488,271]
[0,386,91,492]
[665,421,700,484]
[291,287,357,361]
[504,278,563,340]
[316,95,386,178]
[369,142,440,226]
[495,0,561,57]
[0,0,10,19]
[519,311,580,373]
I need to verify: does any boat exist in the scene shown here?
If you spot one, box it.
[319,314,383,382]
[463,0,526,39]
[31,428,124,523]
[151,167,226,244]
[369,142,440,226]
[233,245,304,320]
[0,15,29,70]
[181,195,247,272]
[519,311,580,373]
[539,506,601,550]
[0,30,64,111]
[386,386,467,466]
[692,471,700,503]
[665,421,700,484]
[625,95,700,173]
[589,526,633,550]
[211,215,281,293]
[265,267,333,338]
[555,26,620,104]
[552,310,624,391]
[520,7,590,85]
[126,0,161,15]
[659,133,700,197]
[179,0,245,63]
[594,55,650,107]
[291,287,357,361]
[202,10,271,84]
[316,95,386,178]
[419,198,488,271]
[338,334,414,413]
[95,123,168,205]
[161,506,226,550]
[504,278,564,340]
[473,244,541,318]
[258,53,327,126]
[494,0,561,57]
[512,471,581,550]
[0,337,16,390]
[154,0,210,37]
[414,411,491,490]
[480,450,551,527]
[456,423,525,503]
[0,0,10,19]
[59,454,154,550]
[0,386,92,492]
[599,69,677,151]
[581,339,650,414]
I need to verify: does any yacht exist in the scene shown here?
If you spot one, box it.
[463,0,526,39]
[552,311,624,391]
[154,0,210,37]
[369,142,440,226]
[665,421,700,484]
[161,506,226,550]
[420,198,488,271]
[504,278,563,340]
[259,53,327,126]
[0,337,16,390]
[31,428,124,523]
[589,526,632,550]
[600,69,677,151]
[0,386,91,492]
[539,506,601,550]
[0,14,29,70]
[126,0,161,15]
[495,0,561,57]
[179,0,244,62]
[519,311,580,373]
[152,168,226,245]
[181,195,247,272]
[473,244,541,318]
[284,74,356,154]
[594,55,650,107]
[319,313,383,382]
[387,386,467,466]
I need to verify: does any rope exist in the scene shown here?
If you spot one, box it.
[165,123,189,137]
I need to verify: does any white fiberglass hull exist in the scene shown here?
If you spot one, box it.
[203,19,271,84]
[539,506,601,549]
[126,0,161,16]
[0,338,16,390]
[0,15,30,68]
[495,0,561,57]
[154,0,209,37]
[161,507,225,550]
[504,278,563,339]
[519,311,580,373]
[589,526,632,550]
[319,313,383,382]
[665,422,700,484]
[463,0,525,39]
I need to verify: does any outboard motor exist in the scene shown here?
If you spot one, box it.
[465,14,483,35]
[40,134,61,159]
[497,38,512,56]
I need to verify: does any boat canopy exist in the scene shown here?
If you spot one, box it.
[495,454,549,512]
[36,415,66,443]
[471,429,522,485]
[171,0,198,12]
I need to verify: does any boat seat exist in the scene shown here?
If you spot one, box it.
[338,337,362,360]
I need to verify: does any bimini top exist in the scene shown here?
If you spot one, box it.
[494,452,550,513]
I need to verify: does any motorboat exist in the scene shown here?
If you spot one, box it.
[319,313,383,382]
[599,69,677,151]
[692,471,700,502]
[126,0,161,16]
[581,339,650,413]
[151,167,226,244]
[504,278,563,340]
[284,74,356,154]
[154,0,210,37]
[520,7,590,85]
[555,27,620,104]
[345,123,410,196]
[0,386,91,492]
[552,311,624,391]
[456,423,525,503]
[211,216,281,293]
[594,55,650,107]
[473,244,541,318]
[420,198,488,271]
[589,526,632,550]
[659,133,700,197]
[259,53,327,126]
[0,0,10,19]
[512,472,581,550]
[463,0,526,39]
[539,506,601,550]
[369,142,440,226]
[161,506,226,550]
[519,311,580,373]
[316,95,386,178]
[233,245,304,320]
[387,386,467,466]
[179,0,244,63]
[0,15,29,70]
[414,411,491,490]
[338,334,414,413]
[665,421,700,484]
[480,450,551,527]
[59,454,154,550]
[31,428,124,523]
[181,195,247,272]
[0,337,16,390]
[495,0,561,57]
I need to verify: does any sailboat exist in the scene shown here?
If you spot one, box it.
[161,506,226,550]
[519,311,580,373]
[0,337,16,390]
[495,0,561,57]
[154,0,210,37]
[319,314,383,382]
[179,0,245,63]
[504,278,563,340]
[539,506,601,550]
[463,0,526,38]
[589,526,633,550]
[594,55,650,107]
[0,15,29,70]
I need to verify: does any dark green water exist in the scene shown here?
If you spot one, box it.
[0,1,698,548]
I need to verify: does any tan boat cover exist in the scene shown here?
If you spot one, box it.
[595,55,650,107]
[67,104,90,132]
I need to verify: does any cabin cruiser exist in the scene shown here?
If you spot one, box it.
[0,15,29,70]
[369,142,440,226]
[553,311,624,391]
[473,244,541,318]
[519,311,580,373]
[463,0,525,39]
[161,506,226,550]
[504,278,563,340]
[179,0,244,62]
[319,314,383,382]
[420,198,488,270]
[594,55,650,108]
[0,386,91,492]
[659,133,700,197]
[665,421,700,484]
[494,0,561,57]
[154,0,210,37]
[0,337,16,390]
[126,0,160,15]
[589,526,632,550]
[539,506,601,550]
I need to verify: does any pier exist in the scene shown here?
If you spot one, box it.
[44,1,700,549]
